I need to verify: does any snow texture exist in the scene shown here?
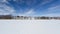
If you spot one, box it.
[0,20,60,34]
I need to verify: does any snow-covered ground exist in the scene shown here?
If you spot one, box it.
[0,20,60,34]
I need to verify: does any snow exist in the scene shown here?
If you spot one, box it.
[0,20,60,34]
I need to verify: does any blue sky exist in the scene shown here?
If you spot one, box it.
[0,0,60,16]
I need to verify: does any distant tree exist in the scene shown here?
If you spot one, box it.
[17,16,20,18]
[4,15,12,19]
[34,17,40,20]
[40,16,49,19]
[0,15,12,19]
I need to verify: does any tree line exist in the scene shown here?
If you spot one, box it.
[0,15,60,20]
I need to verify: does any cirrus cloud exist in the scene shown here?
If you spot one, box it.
[18,9,36,16]
[40,5,60,17]
[0,2,16,15]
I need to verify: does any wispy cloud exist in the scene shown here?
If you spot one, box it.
[0,0,60,16]
[40,0,53,6]
[0,2,16,15]
[0,0,35,16]
[18,9,36,16]
[0,0,9,3]
[47,6,60,13]
[25,9,35,15]
[0,0,7,2]
[35,0,54,8]
[40,6,60,16]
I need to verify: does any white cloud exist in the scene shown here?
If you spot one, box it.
[2,0,7,2]
[40,6,60,17]
[35,0,54,8]
[40,0,53,6]
[46,6,60,13]
[0,0,8,3]
[0,2,16,15]
[25,9,35,15]
[18,9,36,16]
[0,1,36,16]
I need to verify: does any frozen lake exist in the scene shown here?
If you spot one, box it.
[0,20,60,34]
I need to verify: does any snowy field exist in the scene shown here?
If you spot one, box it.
[0,20,60,34]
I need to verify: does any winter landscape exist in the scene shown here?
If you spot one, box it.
[0,0,60,34]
